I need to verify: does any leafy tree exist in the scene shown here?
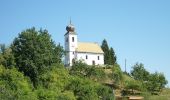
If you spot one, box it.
[0,44,15,68]
[67,76,114,100]
[11,27,64,87]
[86,66,106,82]
[56,91,76,100]
[0,65,37,100]
[112,64,123,85]
[130,63,150,81]
[70,61,106,81]
[70,61,88,77]
[146,72,168,93]
[67,76,98,100]
[39,64,70,90]
[130,63,168,93]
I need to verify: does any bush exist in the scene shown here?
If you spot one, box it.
[0,65,37,100]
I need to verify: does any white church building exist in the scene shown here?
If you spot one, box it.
[64,22,104,66]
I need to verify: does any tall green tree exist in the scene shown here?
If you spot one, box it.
[101,39,117,65]
[101,39,110,65]
[11,27,64,87]
[110,47,117,65]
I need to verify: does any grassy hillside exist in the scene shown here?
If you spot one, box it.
[143,88,170,100]
[104,68,170,100]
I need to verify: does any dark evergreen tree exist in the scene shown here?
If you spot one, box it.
[101,39,110,65]
[110,47,117,65]
[11,27,64,87]
[101,39,117,65]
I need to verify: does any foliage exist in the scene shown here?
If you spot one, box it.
[11,27,64,87]
[146,72,168,93]
[0,44,16,68]
[67,76,114,100]
[70,61,88,77]
[70,61,106,81]
[96,84,115,100]
[131,63,150,81]
[130,63,168,93]
[86,66,106,82]
[56,91,76,100]
[124,80,142,92]
[112,64,123,85]
[110,47,117,65]
[39,64,70,90]
[0,65,37,100]
[101,39,116,65]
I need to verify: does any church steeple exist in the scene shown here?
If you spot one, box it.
[64,20,78,66]
[66,20,75,33]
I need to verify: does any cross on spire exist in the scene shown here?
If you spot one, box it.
[70,17,72,24]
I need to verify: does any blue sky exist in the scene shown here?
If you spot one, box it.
[0,0,170,86]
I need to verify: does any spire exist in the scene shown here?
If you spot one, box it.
[70,17,72,24]
[66,18,75,32]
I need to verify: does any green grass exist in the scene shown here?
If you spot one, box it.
[122,74,134,81]
[142,88,170,100]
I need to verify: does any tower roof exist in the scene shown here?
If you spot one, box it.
[66,19,75,32]
[65,20,76,36]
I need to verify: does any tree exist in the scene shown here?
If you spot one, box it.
[70,61,106,81]
[101,39,110,65]
[110,47,117,65]
[11,27,64,87]
[130,63,168,93]
[101,39,117,65]
[67,76,114,100]
[0,65,37,100]
[0,44,15,68]
[70,61,88,77]
[130,63,150,81]
[146,72,168,93]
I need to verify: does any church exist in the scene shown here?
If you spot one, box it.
[64,21,104,66]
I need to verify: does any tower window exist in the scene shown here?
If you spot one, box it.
[98,56,100,60]
[72,37,74,42]
[86,55,88,59]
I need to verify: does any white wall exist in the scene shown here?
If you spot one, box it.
[76,52,104,65]
[64,33,77,66]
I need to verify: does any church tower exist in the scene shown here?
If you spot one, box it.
[64,21,77,66]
